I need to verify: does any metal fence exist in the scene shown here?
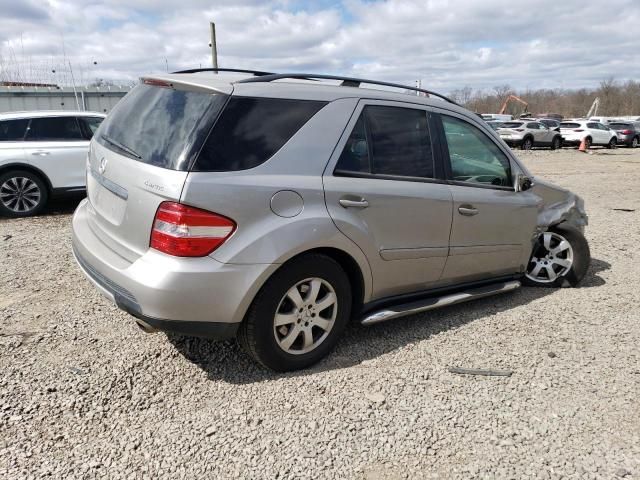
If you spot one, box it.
[0,85,132,114]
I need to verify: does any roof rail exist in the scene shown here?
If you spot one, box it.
[238,73,459,105]
[171,68,275,76]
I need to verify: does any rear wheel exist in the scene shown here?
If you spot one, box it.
[550,136,562,150]
[238,254,352,371]
[584,137,592,149]
[0,170,48,218]
[521,137,534,150]
[606,137,617,149]
[631,137,639,148]
[524,225,590,288]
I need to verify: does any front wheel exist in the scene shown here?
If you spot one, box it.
[237,254,352,371]
[524,225,590,288]
[606,137,617,149]
[0,170,48,218]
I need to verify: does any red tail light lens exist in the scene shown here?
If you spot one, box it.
[514,128,524,132]
[150,202,236,257]
[621,129,633,135]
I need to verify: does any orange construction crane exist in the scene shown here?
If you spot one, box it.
[499,95,529,116]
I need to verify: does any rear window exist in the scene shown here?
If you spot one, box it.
[193,97,326,172]
[0,119,29,141]
[501,122,523,128]
[97,84,227,171]
[609,123,631,129]
[560,123,581,128]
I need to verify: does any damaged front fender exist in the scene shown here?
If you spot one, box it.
[531,178,588,233]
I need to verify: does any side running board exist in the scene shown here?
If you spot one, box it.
[360,280,521,326]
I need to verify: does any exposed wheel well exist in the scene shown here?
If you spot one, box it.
[284,247,365,316]
[0,164,53,192]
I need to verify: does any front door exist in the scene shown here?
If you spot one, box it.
[323,101,453,298]
[434,112,539,283]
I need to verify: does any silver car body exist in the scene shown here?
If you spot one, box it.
[496,120,561,148]
[71,73,588,337]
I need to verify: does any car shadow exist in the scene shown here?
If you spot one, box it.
[43,195,84,216]
[166,257,610,384]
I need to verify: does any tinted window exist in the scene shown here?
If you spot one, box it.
[0,119,28,141]
[335,106,434,179]
[560,122,581,128]
[98,83,227,170]
[441,115,511,188]
[587,123,598,128]
[335,115,369,174]
[80,116,104,139]
[609,123,631,129]
[502,122,523,128]
[25,117,83,141]
[195,97,325,172]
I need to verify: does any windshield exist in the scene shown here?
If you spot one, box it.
[97,83,227,171]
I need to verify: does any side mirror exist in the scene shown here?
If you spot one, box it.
[515,174,533,192]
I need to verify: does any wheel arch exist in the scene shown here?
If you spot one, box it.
[0,163,53,193]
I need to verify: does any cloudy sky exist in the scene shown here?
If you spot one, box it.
[1,0,639,93]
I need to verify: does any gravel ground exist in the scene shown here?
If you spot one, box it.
[1,147,639,479]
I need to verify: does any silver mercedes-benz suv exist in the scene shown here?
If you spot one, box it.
[72,69,590,371]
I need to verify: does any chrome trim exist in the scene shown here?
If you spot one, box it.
[89,167,128,200]
[361,280,521,326]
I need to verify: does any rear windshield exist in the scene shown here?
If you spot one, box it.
[609,123,632,129]
[193,97,326,171]
[97,83,227,171]
[501,122,523,128]
[560,123,581,128]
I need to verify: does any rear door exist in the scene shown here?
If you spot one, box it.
[85,79,231,262]
[323,101,453,298]
[434,111,539,283]
[23,116,88,189]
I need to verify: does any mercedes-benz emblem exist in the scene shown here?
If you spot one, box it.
[98,157,108,175]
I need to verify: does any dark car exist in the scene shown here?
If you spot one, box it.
[608,122,640,148]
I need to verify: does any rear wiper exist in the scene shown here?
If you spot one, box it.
[100,134,142,160]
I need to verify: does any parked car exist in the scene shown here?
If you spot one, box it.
[485,120,504,131]
[0,110,106,217]
[607,121,640,148]
[496,120,563,150]
[537,118,561,130]
[559,120,618,148]
[72,70,590,371]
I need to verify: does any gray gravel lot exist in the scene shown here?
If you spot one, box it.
[1,147,639,479]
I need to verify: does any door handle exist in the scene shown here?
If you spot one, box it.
[458,205,479,216]
[339,198,369,209]
[31,151,50,156]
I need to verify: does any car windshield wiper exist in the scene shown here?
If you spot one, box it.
[100,134,142,160]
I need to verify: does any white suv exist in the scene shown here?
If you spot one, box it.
[0,110,105,216]
[559,120,617,149]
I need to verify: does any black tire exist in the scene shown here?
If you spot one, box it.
[584,137,592,149]
[0,170,48,218]
[237,254,352,371]
[523,224,591,288]
[550,136,562,150]
[606,137,617,149]
[631,136,639,148]
[520,136,534,150]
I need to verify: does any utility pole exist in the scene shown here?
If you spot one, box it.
[210,22,218,71]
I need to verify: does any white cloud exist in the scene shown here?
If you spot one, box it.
[1,0,639,92]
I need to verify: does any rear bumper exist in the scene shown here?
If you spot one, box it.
[71,198,278,338]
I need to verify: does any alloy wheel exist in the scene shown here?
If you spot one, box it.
[273,277,338,355]
[526,232,574,284]
[0,176,42,213]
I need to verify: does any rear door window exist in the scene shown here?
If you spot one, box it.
[440,114,512,188]
[0,119,29,141]
[79,116,104,139]
[194,97,326,172]
[335,105,434,179]
[25,117,84,141]
[97,83,227,170]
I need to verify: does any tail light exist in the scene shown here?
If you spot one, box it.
[573,129,584,132]
[150,202,236,257]
[621,129,633,135]
[514,128,524,132]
